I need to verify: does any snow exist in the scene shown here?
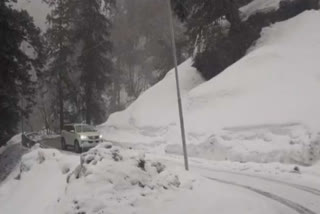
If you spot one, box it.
[0,134,21,155]
[2,145,317,214]
[100,11,320,165]
[54,143,196,214]
[0,145,77,214]
[239,0,283,20]
[0,144,197,214]
[104,58,204,130]
[2,145,320,214]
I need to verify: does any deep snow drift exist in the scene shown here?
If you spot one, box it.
[100,11,320,165]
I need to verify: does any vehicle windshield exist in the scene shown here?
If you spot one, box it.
[75,125,96,133]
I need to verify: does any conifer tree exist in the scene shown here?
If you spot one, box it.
[171,0,318,80]
[44,0,75,130]
[73,0,115,124]
[0,0,44,145]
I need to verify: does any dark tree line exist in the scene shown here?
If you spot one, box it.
[0,0,44,146]
[44,0,115,130]
[111,0,189,111]
[0,0,115,144]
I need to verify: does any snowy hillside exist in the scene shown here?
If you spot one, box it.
[100,11,320,165]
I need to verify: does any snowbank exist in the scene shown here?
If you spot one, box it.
[0,145,76,214]
[0,144,196,214]
[1,146,307,214]
[99,58,204,145]
[166,124,320,165]
[0,134,21,155]
[105,58,204,130]
[55,143,195,214]
[101,11,320,165]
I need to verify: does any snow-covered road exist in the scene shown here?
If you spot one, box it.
[151,154,320,214]
[202,171,319,214]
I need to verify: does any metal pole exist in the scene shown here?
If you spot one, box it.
[166,0,189,171]
[21,96,24,134]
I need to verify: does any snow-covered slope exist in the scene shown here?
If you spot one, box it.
[100,59,205,145]
[100,11,320,164]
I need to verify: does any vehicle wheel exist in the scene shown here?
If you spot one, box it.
[61,137,66,150]
[74,141,82,154]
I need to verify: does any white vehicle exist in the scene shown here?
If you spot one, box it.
[61,124,103,153]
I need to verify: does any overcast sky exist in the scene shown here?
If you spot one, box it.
[16,0,50,31]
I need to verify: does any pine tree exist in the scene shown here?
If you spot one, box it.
[0,0,44,146]
[111,0,189,109]
[44,0,75,131]
[73,0,115,124]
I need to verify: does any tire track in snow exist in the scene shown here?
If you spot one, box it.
[197,166,320,196]
[206,176,317,214]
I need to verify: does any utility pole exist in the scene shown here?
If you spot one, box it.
[21,96,24,134]
[166,0,189,171]
[57,1,64,133]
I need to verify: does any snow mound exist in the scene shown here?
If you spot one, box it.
[101,11,320,165]
[0,145,195,214]
[58,142,194,214]
[17,144,74,179]
[0,146,78,214]
[0,134,21,155]
[167,123,320,165]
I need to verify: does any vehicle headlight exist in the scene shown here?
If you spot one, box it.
[80,135,88,140]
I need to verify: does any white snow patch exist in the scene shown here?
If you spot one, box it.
[239,0,295,20]
[240,0,282,20]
